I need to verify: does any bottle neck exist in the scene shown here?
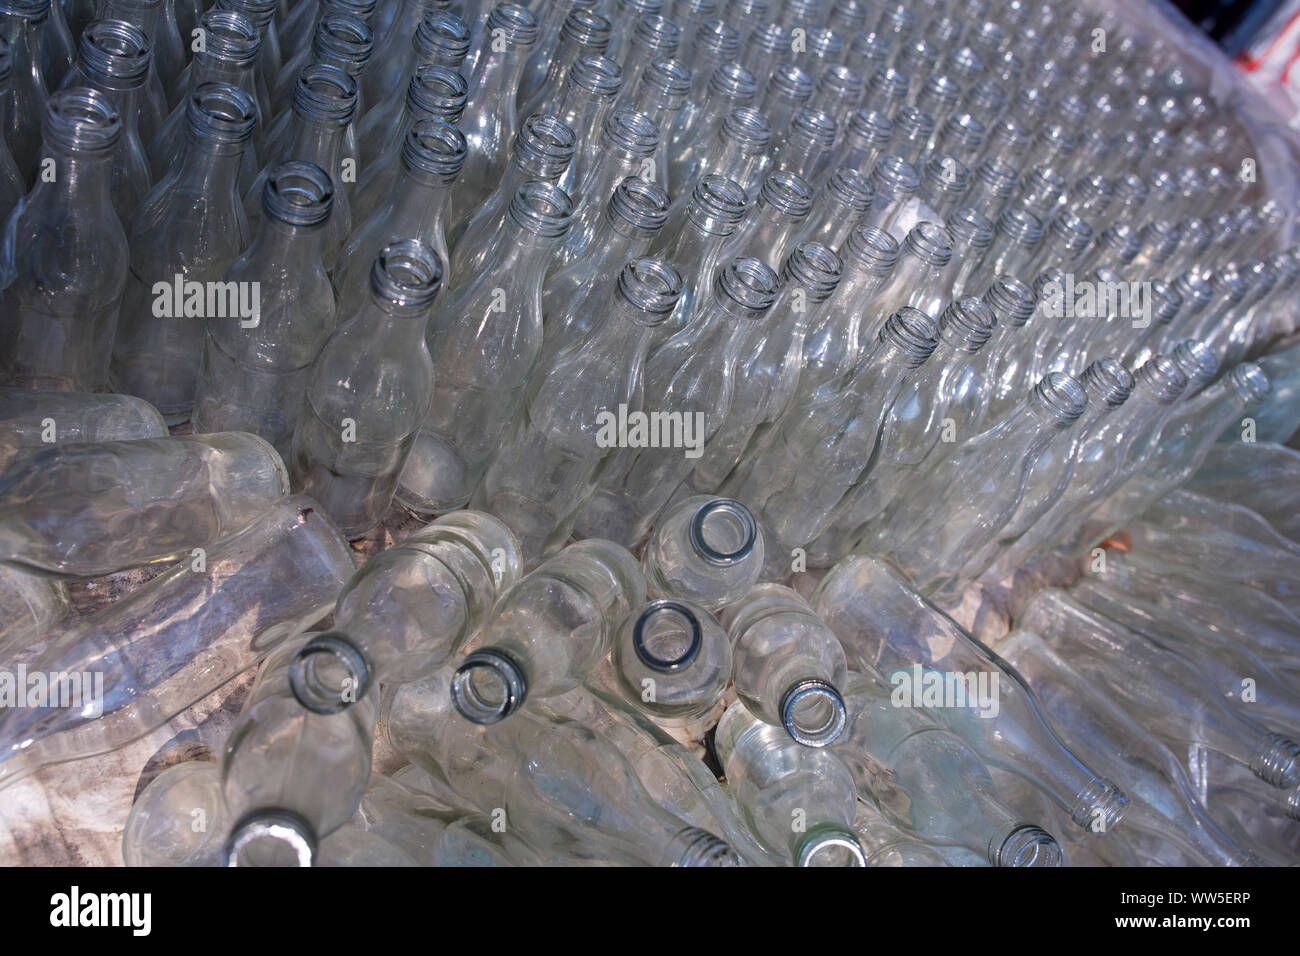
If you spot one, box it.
[248,213,327,264]
[468,39,531,112]
[381,167,454,236]
[30,145,116,207]
[174,138,246,197]
[286,119,345,177]
[486,226,560,295]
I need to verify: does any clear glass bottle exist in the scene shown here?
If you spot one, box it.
[672,101,769,204]
[399,181,571,515]
[450,538,645,724]
[0,87,129,392]
[476,256,683,562]
[290,239,443,539]
[776,108,843,186]
[852,219,952,348]
[334,118,467,319]
[279,0,376,64]
[0,39,23,222]
[268,12,372,139]
[858,153,918,240]
[92,0,167,138]
[59,18,152,223]
[810,554,1129,834]
[191,161,338,457]
[359,7,467,123]
[714,699,865,865]
[627,54,687,193]
[822,107,892,186]
[714,166,813,272]
[516,0,605,116]
[0,495,354,792]
[641,495,764,610]
[532,53,621,199]
[0,431,287,575]
[794,167,873,252]
[288,510,522,713]
[110,82,257,421]
[243,62,356,272]
[722,584,851,748]
[0,385,166,472]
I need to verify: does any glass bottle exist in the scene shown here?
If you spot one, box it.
[191,161,337,457]
[852,220,952,348]
[0,431,287,575]
[665,17,733,156]
[398,181,571,514]
[714,167,813,272]
[725,306,938,558]
[59,18,152,223]
[687,240,843,495]
[450,3,539,228]
[835,671,1063,866]
[0,88,129,392]
[641,495,763,610]
[822,108,892,187]
[268,12,372,133]
[146,8,261,184]
[877,371,1089,595]
[290,239,443,539]
[858,153,918,241]
[475,256,683,562]
[722,584,850,748]
[334,118,467,319]
[0,385,166,472]
[359,7,467,123]
[604,597,730,724]
[533,54,621,200]
[612,12,679,109]
[0,39,23,222]
[672,101,769,205]
[93,0,167,138]
[279,0,377,63]
[110,82,257,421]
[714,699,866,865]
[794,167,873,253]
[216,0,278,137]
[537,176,670,374]
[243,62,356,272]
[449,539,645,724]
[964,204,1042,295]
[964,156,1018,222]
[287,510,522,713]
[810,555,1130,834]
[592,257,780,549]
[516,0,605,117]
[626,54,687,194]
[350,64,467,224]
[0,495,355,792]
[122,761,229,867]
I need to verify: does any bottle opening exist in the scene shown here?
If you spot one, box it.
[780,678,848,747]
[633,600,703,672]
[450,650,526,725]
[689,498,758,566]
[795,826,866,866]
[288,631,372,714]
[223,810,317,867]
[996,825,1062,867]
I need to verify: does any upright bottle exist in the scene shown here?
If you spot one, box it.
[0,87,129,392]
[191,161,337,457]
[398,181,572,515]
[358,7,467,122]
[333,118,467,319]
[0,0,51,179]
[449,3,539,229]
[290,239,443,539]
[516,3,609,119]
[642,495,765,611]
[475,257,684,563]
[0,41,24,223]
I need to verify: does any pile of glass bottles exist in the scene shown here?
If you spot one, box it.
[0,0,1298,866]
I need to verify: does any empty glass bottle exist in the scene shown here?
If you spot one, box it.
[399,181,572,515]
[449,539,645,724]
[0,87,129,392]
[288,510,522,713]
[0,431,287,576]
[476,256,683,561]
[0,495,355,792]
[359,8,467,123]
[122,761,229,867]
[668,62,757,189]
[517,2,608,119]
[714,699,865,865]
[110,82,258,421]
[191,161,337,456]
[0,386,166,471]
[642,495,764,610]
[714,167,813,273]
[722,584,850,748]
[290,239,442,539]
[0,0,52,180]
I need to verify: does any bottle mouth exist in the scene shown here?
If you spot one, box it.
[783,241,844,301]
[1080,357,1135,408]
[939,296,996,351]
[780,679,848,747]
[689,497,759,566]
[414,10,472,61]
[808,27,846,61]
[288,631,372,713]
[686,174,748,235]
[263,160,335,227]
[795,825,866,866]
[633,600,704,672]
[223,810,317,867]
[671,827,744,866]
[485,2,539,47]
[816,65,864,104]
[609,176,671,239]
[409,65,469,123]
[450,650,527,725]
[1068,777,1128,832]
[945,206,993,251]
[1047,210,1094,252]
[401,118,468,185]
[756,169,813,219]
[515,113,577,179]
[1134,353,1189,404]
[1173,271,1213,312]
[870,66,911,100]
[695,19,740,61]
[923,155,970,196]
[1147,279,1181,326]
[870,154,920,199]
[1111,173,1148,206]
[1169,339,1219,390]
[507,180,574,240]
[1227,363,1271,406]
[788,107,839,153]
[765,62,815,103]
[981,274,1036,326]
[198,10,261,64]
[895,105,936,140]
[1029,371,1089,427]
[569,55,624,99]
[715,257,780,320]
[719,106,771,155]
[0,0,50,23]
[706,61,757,103]
[43,87,122,155]
[923,71,963,108]
[847,108,894,147]
[630,13,680,56]
[637,57,691,104]
[844,225,901,275]
[995,825,1062,867]
[880,306,939,365]
[616,255,683,319]
[823,168,874,214]
[599,107,660,159]
[313,13,373,69]
[369,238,444,311]
[291,63,357,127]
[941,111,986,148]
[966,78,1007,112]
[749,22,793,56]
[79,19,152,89]
[329,0,376,19]
[559,8,612,51]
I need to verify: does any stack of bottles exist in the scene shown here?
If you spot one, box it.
[0,0,1297,866]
